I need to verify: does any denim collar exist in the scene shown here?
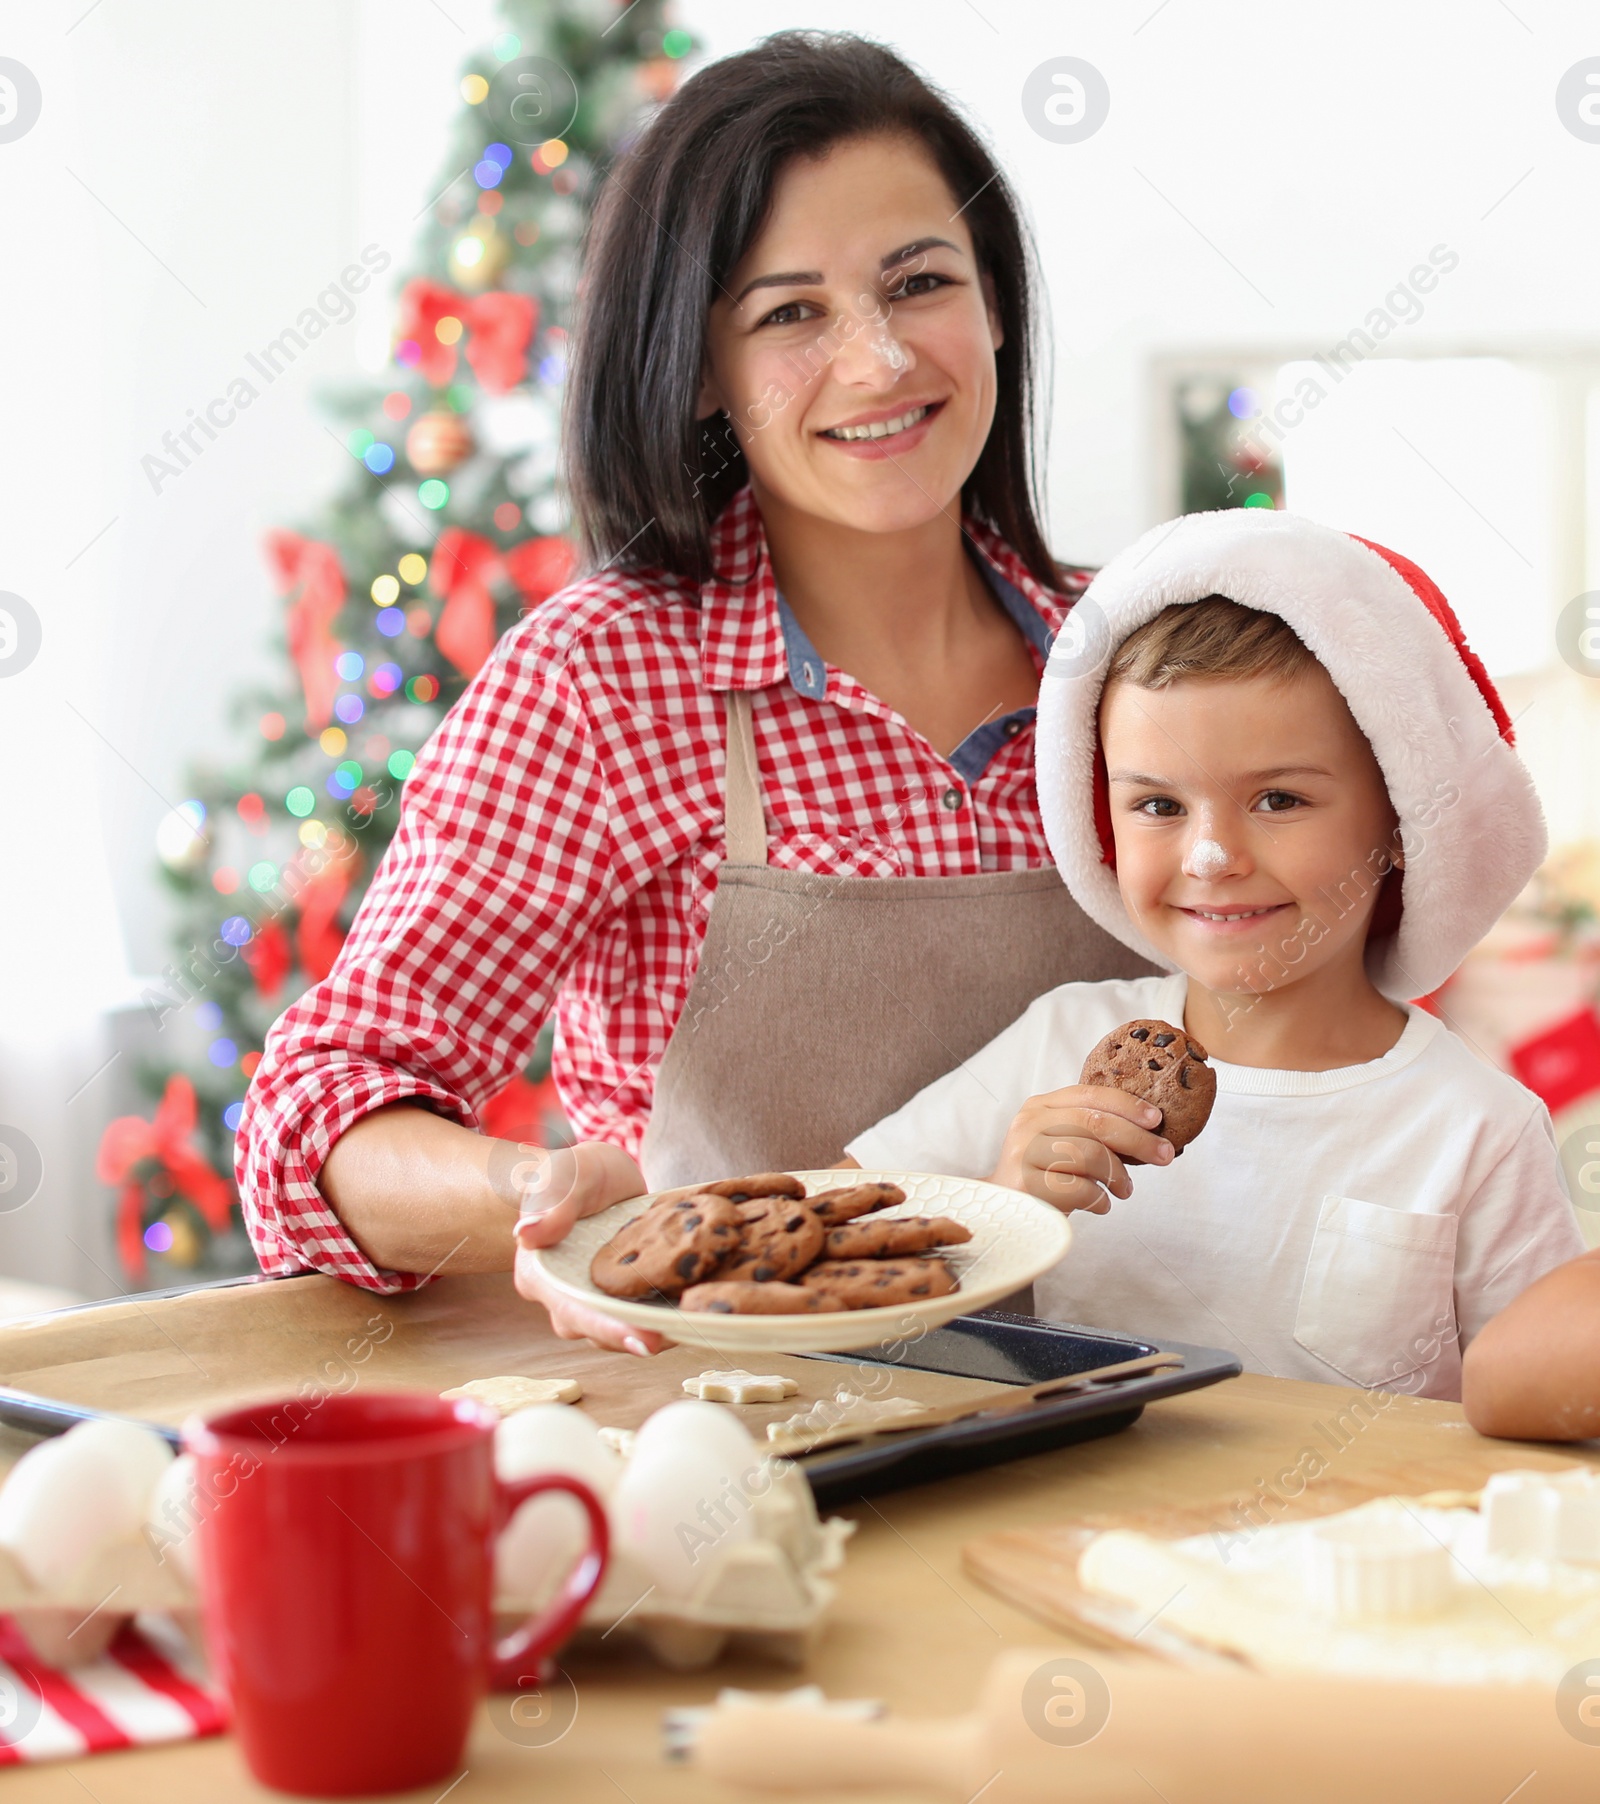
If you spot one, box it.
[776,551,1055,700]
[696,483,1073,696]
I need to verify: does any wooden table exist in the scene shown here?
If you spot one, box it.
[0,1273,1591,1803]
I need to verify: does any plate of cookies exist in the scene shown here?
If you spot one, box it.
[526,1168,1074,1354]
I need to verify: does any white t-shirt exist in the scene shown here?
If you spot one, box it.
[847,974,1583,1400]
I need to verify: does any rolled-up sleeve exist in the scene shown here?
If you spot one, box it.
[235,624,620,1292]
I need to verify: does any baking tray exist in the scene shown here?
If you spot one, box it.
[0,1278,1241,1510]
[794,1310,1242,1509]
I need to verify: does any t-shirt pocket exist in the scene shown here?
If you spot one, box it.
[1293,1195,1459,1390]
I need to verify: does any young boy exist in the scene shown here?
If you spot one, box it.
[847,509,1582,1400]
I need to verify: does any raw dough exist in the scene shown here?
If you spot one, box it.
[1076,1482,1600,1685]
[597,1426,636,1458]
[767,1393,931,1445]
[440,1375,582,1415]
[682,1370,801,1405]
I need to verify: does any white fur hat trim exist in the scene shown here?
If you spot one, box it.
[1035,509,1547,1001]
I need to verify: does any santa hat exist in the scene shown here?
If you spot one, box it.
[1035,509,1547,1002]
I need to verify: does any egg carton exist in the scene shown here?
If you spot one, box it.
[0,1533,195,1665]
[0,1459,854,1673]
[505,1459,856,1671]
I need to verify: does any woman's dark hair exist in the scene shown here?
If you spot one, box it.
[564,31,1057,587]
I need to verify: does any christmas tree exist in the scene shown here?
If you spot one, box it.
[1175,374,1284,515]
[106,0,691,1283]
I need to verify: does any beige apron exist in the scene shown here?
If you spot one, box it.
[639,691,1156,1211]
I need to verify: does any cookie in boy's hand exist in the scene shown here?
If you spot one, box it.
[1079,1019,1216,1159]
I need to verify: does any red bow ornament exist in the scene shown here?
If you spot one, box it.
[396,281,538,394]
[295,850,359,983]
[430,529,578,679]
[242,917,291,1000]
[463,290,538,395]
[96,1075,235,1279]
[431,528,502,680]
[480,1069,571,1144]
[503,535,577,604]
[264,531,345,732]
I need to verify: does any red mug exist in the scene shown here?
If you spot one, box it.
[184,1390,608,1797]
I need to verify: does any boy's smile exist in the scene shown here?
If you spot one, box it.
[1100,661,1407,1066]
[1177,901,1294,933]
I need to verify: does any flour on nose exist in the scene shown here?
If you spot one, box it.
[1183,837,1231,879]
[867,324,908,372]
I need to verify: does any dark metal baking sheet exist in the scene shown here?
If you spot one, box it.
[795,1310,1242,1508]
[0,1278,1242,1506]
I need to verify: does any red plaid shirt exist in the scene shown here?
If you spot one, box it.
[237,486,1090,1290]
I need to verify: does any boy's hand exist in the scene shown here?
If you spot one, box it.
[989,1084,1175,1214]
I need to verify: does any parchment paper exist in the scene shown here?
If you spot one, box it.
[0,1271,1012,1471]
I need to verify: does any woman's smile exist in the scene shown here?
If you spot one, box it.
[817,399,945,456]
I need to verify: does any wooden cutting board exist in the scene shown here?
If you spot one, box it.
[961,1442,1600,1666]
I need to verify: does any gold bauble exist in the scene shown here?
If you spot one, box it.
[451,224,510,291]
[159,1207,204,1268]
[406,411,476,476]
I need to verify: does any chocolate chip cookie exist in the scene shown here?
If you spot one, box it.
[679,1280,848,1315]
[821,1214,972,1261]
[714,1197,825,1283]
[697,1172,807,1203]
[805,1181,906,1224]
[590,1193,744,1300]
[799,1256,958,1307]
[1079,1018,1216,1157]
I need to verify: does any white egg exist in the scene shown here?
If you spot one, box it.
[494,1407,620,1603]
[494,1404,620,1493]
[0,1419,174,1592]
[142,1454,201,1583]
[609,1401,765,1603]
[629,1398,760,1473]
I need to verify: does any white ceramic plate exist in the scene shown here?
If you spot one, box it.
[527,1169,1073,1356]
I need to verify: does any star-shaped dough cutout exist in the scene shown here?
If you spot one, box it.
[441,1375,582,1415]
[681,1369,800,1404]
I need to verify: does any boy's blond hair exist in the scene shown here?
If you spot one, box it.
[1106,594,1315,690]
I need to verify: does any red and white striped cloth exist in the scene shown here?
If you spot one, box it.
[0,1614,225,1764]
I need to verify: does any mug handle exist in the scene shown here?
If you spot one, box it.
[489,1473,610,1690]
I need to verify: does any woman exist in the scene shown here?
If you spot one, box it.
[237,31,1150,1350]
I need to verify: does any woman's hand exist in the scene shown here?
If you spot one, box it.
[988,1084,1174,1214]
[507,1140,672,1355]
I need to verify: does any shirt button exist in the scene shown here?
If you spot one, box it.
[941,786,964,812]
[801,660,816,688]
[1004,719,1023,738]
